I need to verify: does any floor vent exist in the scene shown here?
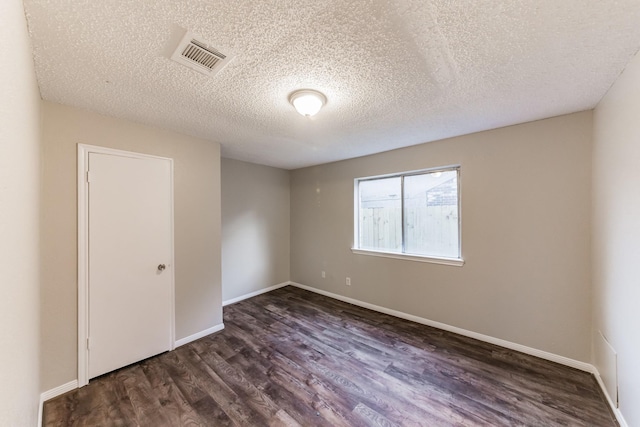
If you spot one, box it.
[170,31,233,76]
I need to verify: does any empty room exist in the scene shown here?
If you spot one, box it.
[2,0,639,426]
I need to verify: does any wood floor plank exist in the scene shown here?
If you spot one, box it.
[43,286,618,426]
[140,356,206,426]
[223,347,334,426]
[194,346,281,423]
[96,373,138,426]
[352,403,399,427]
[118,365,172,426]
[43,391,77,426]
[181,348,265,425]
[270,409,302,427]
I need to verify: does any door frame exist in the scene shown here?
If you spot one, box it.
[77,144,176,387]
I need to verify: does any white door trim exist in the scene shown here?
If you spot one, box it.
[77,144,176,387]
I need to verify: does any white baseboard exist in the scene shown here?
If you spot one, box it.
[37,322,226,426]
[38,283,627,427]
[38,380,78,426]
[592,368,628,427]
[223,281,289,306]
[289,282,592,371]
[288,282,633,424]
[175,323,225,348]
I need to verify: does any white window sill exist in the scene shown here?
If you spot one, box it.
[351,248,465,267]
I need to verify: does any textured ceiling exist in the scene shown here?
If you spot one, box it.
[23,0,640,169]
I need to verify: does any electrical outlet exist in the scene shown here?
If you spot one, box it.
[321,271,326,278]
[346,277,351,286]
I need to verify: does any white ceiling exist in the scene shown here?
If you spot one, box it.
[23,0,640,169]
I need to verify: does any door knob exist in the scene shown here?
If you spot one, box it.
[158,264,166,271]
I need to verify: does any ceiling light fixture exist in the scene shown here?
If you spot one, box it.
[289,89,327,117]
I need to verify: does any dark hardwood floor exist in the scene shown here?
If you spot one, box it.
[44,286,617,426]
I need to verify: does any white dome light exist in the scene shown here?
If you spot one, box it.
[289,89,327,117]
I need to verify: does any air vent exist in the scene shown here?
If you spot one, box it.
[170,31,233,76]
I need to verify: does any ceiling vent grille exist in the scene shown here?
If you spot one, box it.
[170,31,233,76]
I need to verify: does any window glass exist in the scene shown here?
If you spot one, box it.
[356,167,460,260]
[358,177,402,253]
[403,170,459,258]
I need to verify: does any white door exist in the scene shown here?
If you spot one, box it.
[88,151,173,379]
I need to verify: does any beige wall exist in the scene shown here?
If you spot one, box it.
[291,112,592,361]
[0,0,41,424]
[40,102,222,391]
[221,158,290,302]
[593,50,640,426]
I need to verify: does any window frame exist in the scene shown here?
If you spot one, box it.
[352,165,464,267]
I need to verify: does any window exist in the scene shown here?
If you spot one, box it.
[353,167,462,265]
